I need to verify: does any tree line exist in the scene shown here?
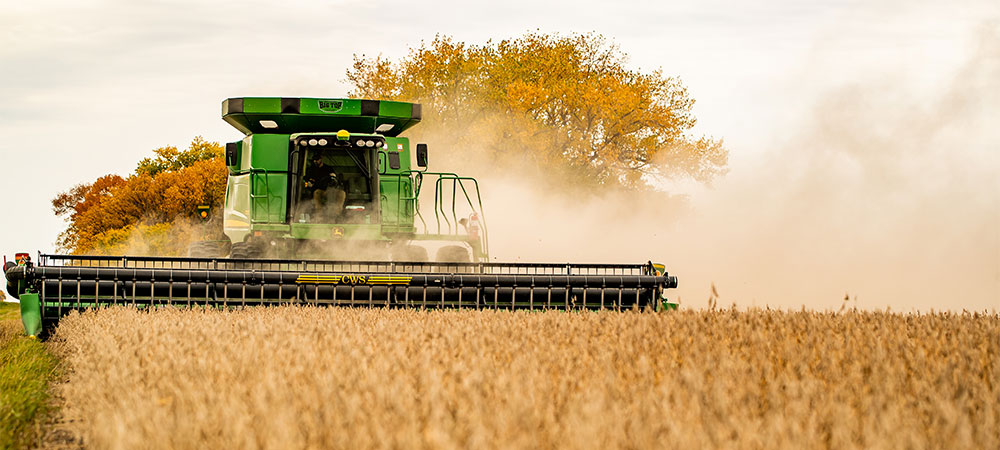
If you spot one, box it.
[54,32,727,255]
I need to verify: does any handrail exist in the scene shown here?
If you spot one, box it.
[248,168,273,223]
[379,170,489,259]
[38,254,655,276]
[433,175,489,257]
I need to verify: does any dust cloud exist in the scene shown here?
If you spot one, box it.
[94,216,212,257]
[424,26,999,312]
[81,28,998,312]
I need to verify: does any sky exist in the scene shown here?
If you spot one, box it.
[1,0,997,310]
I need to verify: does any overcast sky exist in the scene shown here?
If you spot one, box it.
[1,0,997,309]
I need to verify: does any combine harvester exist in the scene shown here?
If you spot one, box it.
[4,97,678,337]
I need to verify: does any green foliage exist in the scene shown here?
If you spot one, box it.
[0,303,59,449]
[136,136,223,177]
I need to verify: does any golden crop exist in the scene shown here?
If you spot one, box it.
[50,307,998,449]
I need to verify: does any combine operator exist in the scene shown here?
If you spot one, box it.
[304,152,346,221]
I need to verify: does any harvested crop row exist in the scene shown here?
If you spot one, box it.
[51,307,998,449]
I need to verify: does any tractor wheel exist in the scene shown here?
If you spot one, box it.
[435,245,471,263]
[187,240,231,258]
[230,241,264,259]
[3,262,15,299]
[392,245,429,262]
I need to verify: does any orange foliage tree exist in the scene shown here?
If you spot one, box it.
[347,32,728,190]
[53,137,226,255]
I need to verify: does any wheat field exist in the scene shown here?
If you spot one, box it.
[48,307,998,449]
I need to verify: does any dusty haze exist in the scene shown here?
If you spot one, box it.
[428,25,999,312]
[72,26,999,312]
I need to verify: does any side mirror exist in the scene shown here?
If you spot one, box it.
[225,142,238,166]
[416,143,428,168]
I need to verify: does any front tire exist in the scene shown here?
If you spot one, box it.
[392,245,429,262]
[435,245,471,263]
[188,240,231,258]
[230,241,264,259]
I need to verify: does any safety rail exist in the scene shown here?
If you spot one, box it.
[38,255,657,276]
[431,174,489,257]
[378,170,490,258]
[248,168,280,223]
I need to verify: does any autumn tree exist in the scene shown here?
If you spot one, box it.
[347,32,727,190]
[53,137,226,255]
[135,136,222,176]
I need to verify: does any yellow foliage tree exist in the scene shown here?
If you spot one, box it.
[347,32,727,190]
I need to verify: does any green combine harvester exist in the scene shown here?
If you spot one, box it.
[4,97,678,337]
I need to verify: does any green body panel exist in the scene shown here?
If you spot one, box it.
[248,135,290,171]
[381,225,417,234]
[252,223,291,232]
[377,101,413,118]
[379,180,409,223]
[19,293,41,337]
[289,224,385,241]
[241,98,282,113]
[384,137,412,171]
[251,172,287,223]
[377,136,417,231]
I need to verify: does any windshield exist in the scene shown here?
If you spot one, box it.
[295,148,374,224]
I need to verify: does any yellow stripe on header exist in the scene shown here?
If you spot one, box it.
[295,274,413,285]
[295,275,343,284]
[366,276,412,285]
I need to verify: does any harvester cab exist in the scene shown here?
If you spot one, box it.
[215,97,486,262]
[4,96,679,339]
